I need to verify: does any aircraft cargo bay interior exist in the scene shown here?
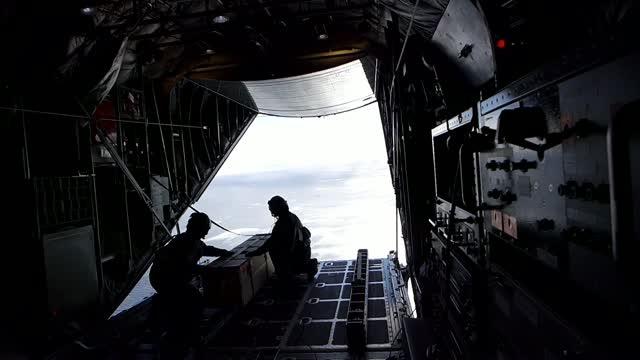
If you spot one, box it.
[2,0,640,359]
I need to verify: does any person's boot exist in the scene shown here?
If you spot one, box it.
[306,258,318,282]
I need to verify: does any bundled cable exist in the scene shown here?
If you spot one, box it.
[379,0,450,39]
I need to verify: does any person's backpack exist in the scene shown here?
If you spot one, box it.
[296,224,315,276]
[290,215,311,263]
[301,226,311,244]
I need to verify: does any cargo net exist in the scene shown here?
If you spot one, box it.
[191,60,375,118]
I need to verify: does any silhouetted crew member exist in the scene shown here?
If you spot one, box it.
[246,196,317,281]
[149,212,232,346]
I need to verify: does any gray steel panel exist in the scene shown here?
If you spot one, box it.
[431,0,495,87]
[43,225,99,313]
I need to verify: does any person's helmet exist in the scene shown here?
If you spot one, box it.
[186,212,211,237]
[268,196,289,217]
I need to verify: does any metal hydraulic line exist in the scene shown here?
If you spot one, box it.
[198,92,214,165]
[115,88,135,267]
[215,96,222,155]
[168,89,179,195]
[400,113,414,259]
[143,93,152,176]
[389,0,421,101]
[226,99,231,147]
[186,93,202,182]
[181,129,188,193]
[177,88,189,194]
[0,105,206,129]
[185,78,260,114]
[393,99,399,256]
[97,117,207,129]
[151,83,176,195]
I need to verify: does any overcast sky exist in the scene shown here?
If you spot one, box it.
[185,103,401,261]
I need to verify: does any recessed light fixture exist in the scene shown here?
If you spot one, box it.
[213,15,229,24]
[314,24,328,40]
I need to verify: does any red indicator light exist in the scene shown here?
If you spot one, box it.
[496,39,507,49]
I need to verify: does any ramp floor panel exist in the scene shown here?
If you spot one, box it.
[106,240,412,359]
[205,255,410,358]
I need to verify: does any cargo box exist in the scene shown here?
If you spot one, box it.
[202,235,275,307]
